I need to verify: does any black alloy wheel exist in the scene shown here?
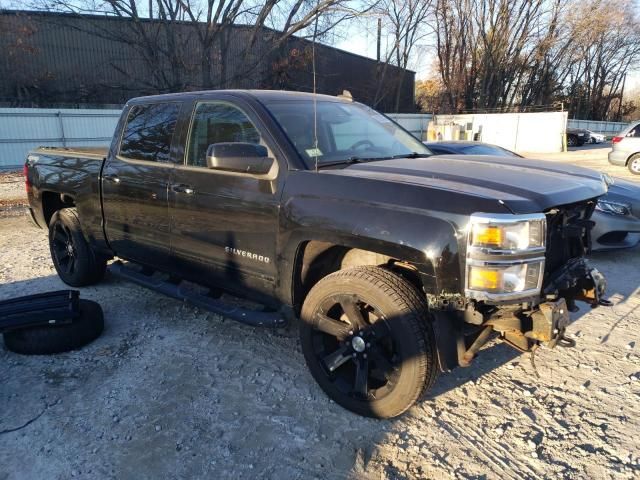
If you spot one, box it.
[51,221,77,277]
[309,293,401,402]
[300,266,437,418]
[48,208,107,286]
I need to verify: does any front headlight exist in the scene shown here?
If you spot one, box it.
[467,260,544,294]
[595,199,631,216]
[466,213,547,302]
[469,213,546,253]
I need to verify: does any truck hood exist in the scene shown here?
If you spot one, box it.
[323,155,608,214]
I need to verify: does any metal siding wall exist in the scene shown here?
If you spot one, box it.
[1,12,416,112]
[0,108,121,168]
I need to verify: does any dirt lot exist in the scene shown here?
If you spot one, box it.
[1,161,640,479]
[522,145,637,181]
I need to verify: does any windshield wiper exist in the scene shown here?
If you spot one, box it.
[391,152,431,159]
[316,156,384,169]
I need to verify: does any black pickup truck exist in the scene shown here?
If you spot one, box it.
[25,90,609,418]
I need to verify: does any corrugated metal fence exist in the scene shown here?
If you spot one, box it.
[0,108,121,169]
[567,119,629,136]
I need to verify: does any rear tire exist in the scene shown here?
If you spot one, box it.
[299,266,437,418]
[3,300,104,355]
[628,154,640,175]
[567,135,577,147]
[49,208,107,286]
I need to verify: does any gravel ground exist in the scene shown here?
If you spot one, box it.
[0,172,28,215]
[1,176,640,479]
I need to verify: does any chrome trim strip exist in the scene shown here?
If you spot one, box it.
[467,245,547,256]
[469,212,547,224]
[465,287,543,303]
[467,257,546,267]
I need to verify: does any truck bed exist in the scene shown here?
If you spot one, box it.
[33,146,109,160]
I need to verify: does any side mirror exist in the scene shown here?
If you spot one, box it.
[206,143,274,175]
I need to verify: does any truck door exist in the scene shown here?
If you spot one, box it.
[168,99,283,303]
[102,102,181,269]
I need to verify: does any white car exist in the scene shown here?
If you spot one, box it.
[587,130,606,143]
[609,121,640,174]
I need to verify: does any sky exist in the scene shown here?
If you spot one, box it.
[333,18,434,80]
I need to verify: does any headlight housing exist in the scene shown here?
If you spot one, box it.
[595,199,631,216]
[467,259,544,296]
[468,213,546,254]
[466,213,546,302]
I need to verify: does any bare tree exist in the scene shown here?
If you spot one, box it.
[365,0,433,111]
[429,0,640,120]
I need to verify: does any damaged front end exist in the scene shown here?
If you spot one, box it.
[436,201,610,371]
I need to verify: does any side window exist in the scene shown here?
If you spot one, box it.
[629,124,640,137]
[119,103,180,162]
[187,102,262,167]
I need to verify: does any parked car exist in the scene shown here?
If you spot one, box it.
[587,130,606,144]
[424,141,640,251]
[567,128,591,147]
[25,90,609,418]
[609,121,640,175]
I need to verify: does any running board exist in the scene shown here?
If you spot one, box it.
[109,261,286,328]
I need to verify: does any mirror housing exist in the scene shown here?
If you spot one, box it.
[206,143,273,175]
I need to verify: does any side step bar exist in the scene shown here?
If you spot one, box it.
[109,261,286,328]
[0,290,79,333]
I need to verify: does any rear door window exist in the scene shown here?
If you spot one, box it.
[119,103,180,162]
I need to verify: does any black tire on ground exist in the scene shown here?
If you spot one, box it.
[49,208,107,287]
[567,134,577,147]
[3,300,104,355]
[628,154,640,175]
[299,266,438,418]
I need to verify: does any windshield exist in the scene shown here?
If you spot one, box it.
[264,100,431,167]
[458,144,520,157]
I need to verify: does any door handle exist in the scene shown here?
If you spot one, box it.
[103,174,120,184]
[171,184,195,195]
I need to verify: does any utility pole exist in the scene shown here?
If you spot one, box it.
[617,72,627,121]
[376,17,381,62]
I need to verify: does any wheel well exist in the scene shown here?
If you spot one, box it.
[627,152,640,165]
[42,191,75,226]
[292,240,424,312]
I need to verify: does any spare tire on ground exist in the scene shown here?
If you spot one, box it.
[3,300,104,355]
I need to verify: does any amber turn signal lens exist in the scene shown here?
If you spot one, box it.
[472,225,503,247]
[469,267,500,290]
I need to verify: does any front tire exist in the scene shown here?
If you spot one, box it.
[49,208,107,286]
[299,266,438,418]
[628,154,640,175]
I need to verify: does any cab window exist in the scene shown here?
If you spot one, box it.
[186,102,262,167]
[119,103,180,162]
